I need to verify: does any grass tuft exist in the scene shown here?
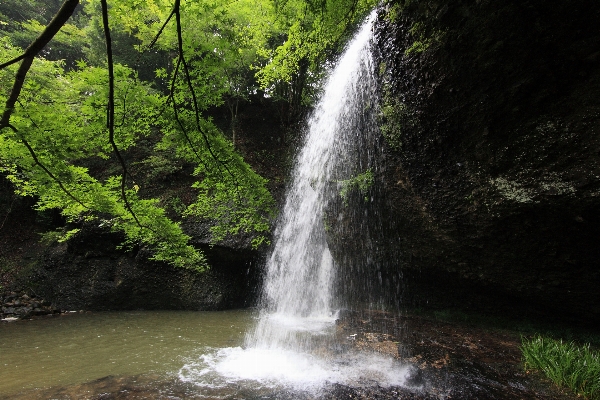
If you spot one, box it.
[521,335,600,399]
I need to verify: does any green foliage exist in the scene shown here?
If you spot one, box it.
[378,61,387,77]
[10,20,89,69]
[136,153,183,180]
[384,3,403,23]
[378,89,413,150]
[168,196,186,215]
[255,0,378,106]
[338,169,374,206]
[0,37,205,270]
[379,100,405,148]
[1,0,373,270]
[179,127,276,249]
[89,0,274,101]
[0,0,65,27]
[405,21,445,56]
[521,335,600,399]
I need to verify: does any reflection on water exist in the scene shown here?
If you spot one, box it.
[0,310,253,397]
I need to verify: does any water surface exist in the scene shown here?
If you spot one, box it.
[0,310,252,397]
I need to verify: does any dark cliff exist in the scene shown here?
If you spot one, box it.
[363,0,600,325]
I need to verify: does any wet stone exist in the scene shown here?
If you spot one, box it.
[2,307,16,315]
[15,307,32,317]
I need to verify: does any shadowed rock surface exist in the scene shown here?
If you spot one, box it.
[20,222,261,311]
[363,0,600,325]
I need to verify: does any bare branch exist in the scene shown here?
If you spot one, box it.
[148,5,176,50]
[0,54,27,71]
[0,57,34,131]
[172,0,238,184]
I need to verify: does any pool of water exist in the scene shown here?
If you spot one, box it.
[0,310,413,399]
[0,310,253,397]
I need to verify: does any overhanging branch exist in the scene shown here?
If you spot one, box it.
[100,0,143,230]
[0,0,79,131]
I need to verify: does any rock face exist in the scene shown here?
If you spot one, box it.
[22,222,261,311]
[357,0,600,325]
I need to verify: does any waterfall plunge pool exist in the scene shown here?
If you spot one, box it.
[1,309,576,399]
[0,310,414,399]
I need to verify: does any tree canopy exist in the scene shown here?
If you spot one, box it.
[0,0,376,270]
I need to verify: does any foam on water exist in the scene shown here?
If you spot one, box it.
[262,312,338,333]
[179,347,410,393]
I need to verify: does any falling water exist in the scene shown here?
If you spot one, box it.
[247,10,379,351]
[180,9,410,393]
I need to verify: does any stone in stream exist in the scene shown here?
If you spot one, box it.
[15,306,33,318]
[2,306,16,315]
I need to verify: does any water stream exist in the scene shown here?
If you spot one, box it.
[250,7,379,350]
[248,9,377,350]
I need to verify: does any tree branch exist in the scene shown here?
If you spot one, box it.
[3,124,88,209]
[100,0,143,230]
[0,0,88,209]
[147,4,176,50]
[0,0,79,70]
[173,0,238,183]
[0,0,79,131]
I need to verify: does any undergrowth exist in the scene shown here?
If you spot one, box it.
[521,335,600,399]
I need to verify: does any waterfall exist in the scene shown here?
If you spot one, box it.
[248,9,377,351]
[180,9,410,392]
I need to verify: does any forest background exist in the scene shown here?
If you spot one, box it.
[0,0,376,271]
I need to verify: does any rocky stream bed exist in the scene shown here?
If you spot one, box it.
[1,291,59,321]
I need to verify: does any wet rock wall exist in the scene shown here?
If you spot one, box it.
[18,222,262,312]
[332,0,600,325]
